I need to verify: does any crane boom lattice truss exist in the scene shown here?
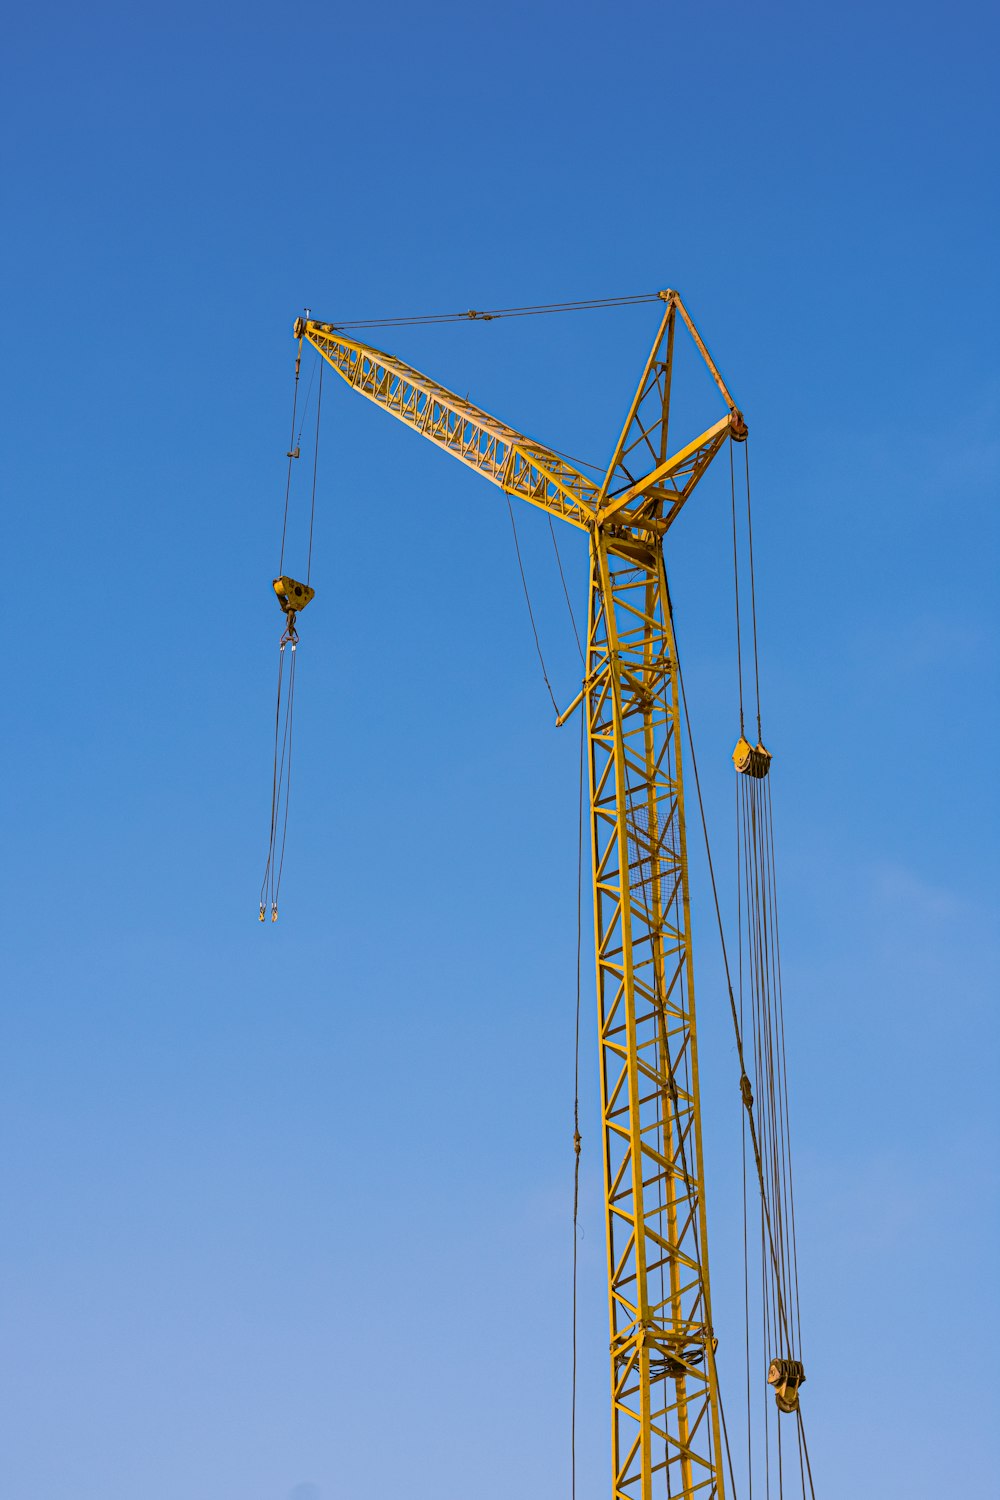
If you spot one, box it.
[300,292,746,1500]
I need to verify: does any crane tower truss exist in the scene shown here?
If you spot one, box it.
[300,293,745,1500]
[588,532,722,1497]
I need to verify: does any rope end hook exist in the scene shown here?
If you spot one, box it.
[258,904,266,923]
[271,903,278,923]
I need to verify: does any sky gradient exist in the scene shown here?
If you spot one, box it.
[2,2,997,1497]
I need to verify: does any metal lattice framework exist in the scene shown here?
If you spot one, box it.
[587,533,722,1498]
[302,291,745,1500]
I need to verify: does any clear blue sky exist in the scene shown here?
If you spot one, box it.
[2,2,997,1497]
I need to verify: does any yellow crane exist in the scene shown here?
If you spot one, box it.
[285,292,808,1500]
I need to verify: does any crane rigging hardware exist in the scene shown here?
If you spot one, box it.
[266,290,814,1500]
[257,575,313,923]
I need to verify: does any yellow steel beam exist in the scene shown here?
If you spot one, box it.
[300,319,600,531]
[598,302,675,505]
[586,530,726,1499]
[671,293,740,413]
[596,414,735,527]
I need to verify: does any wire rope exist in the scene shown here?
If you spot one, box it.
[730,438,746,735]
[763,777,803,1352]
[744,441,762,742]
[322,292,664,331]
[307,363,323,585]
[259,634,297,918]
[295,354,319,453]
[271,644,297,913]
[570,710,584,1500]
[739,776,754,1499]
[263,336,323,921]
[729,514,812,1498]
[669,625,796,1357]
[505,495,560,716]
[259,639,288,914]
[278,341,303,577]
[795,1408,816,1498]
[548,518,584,661]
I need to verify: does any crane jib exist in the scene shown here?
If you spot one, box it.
[277,292,813,1500]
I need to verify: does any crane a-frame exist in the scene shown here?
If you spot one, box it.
[295,292,753,1500]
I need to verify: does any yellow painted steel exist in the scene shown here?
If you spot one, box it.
[273,575,315,613]
[304,291,743,1500]
[732,735,772,778]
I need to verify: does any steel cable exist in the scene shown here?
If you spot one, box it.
[321,292,664,331]
[278,340,303,577]
[571,711,584,1500]
[259,637,297,918]
[307,364,322,585]
[505,495,560,716]
[730,437,746,735]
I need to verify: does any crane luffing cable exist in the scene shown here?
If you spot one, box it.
[316,292,664,331]
[259,294,817,1500]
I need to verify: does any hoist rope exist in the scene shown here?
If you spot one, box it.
[259,635,298,918]
[263,338,322,922]
[730,439,746,735]
[278,341,302,577]
[259,644,286,912]
[744,442,763,742]
[795,1408,816,1497]
[570,710,584,1500]
[674,645,814,1499]
[727,443,811,1499]
[548,519,584,661]
[322,292,664,331]
[670,635,796,1354]
[763,784,803,1352]
[739,778,754,1498]
[295,355,319,453]
[307,364,323,585]
[741,773,804,1357]
[505,495,560,716]
[272,644,297,906]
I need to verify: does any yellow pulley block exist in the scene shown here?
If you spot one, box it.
[732,734,772,778]
[767,1357,805,1413]
[273,576,315,614]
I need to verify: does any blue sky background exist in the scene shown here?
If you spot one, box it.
[2,2,997,1497]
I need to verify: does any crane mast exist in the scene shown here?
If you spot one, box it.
[298,294,747,1500]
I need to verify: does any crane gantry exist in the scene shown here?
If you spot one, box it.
[287,292,792,1500]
